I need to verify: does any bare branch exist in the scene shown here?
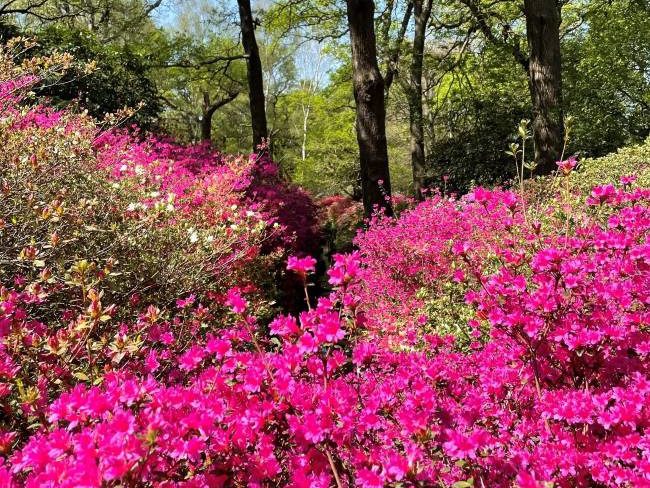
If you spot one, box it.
[153,54,249,69]
[384,0,413,100]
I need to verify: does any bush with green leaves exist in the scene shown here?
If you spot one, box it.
[21,26,160,129]
[574,136,650,191]
[0,41,300,324]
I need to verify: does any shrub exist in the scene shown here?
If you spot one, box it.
[575,136,650,191]
[352,188,522,344]
[1,39,649,488]
[1,80,263,322]
[28,26,161,130]
[0,42,321,453]
[2,175,648,487]
[0,40,319,320]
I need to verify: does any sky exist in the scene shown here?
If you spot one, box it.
[152,0,268,29]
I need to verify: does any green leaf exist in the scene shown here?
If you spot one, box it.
[452,478,474,488]
[73,371,89,381]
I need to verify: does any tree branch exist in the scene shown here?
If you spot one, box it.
[154,54,249,69]
[384,0,413,100]
[205,91,240,116]
[458,0,529,70]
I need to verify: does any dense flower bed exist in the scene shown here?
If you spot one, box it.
[95,129,319,256]
[3,179,648,486]
[1,42,649,487]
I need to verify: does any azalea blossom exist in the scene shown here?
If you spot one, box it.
[556,155,578,175]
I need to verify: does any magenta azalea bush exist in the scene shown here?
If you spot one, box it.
[1,43,650,487]
[1,40,318,316]
[95,129,319,256]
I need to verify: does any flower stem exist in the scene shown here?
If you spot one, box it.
[325,448,343,488]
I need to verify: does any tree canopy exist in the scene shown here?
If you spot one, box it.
[2,0,647,201]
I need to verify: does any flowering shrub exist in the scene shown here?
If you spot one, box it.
[318,195,364,254]
[2,178,648,486]
[1,39,319,313]
[318,193,414,256]
[95,129,319,256]
[352,188,523,344]
[575,136,650,190]
[0,46,252,317]
[1,40,649,488]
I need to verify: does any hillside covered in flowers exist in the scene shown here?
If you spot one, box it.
[1,41,650,488]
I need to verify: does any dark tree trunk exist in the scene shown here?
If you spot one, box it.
[524,0,564,175]
[236,0,268,152]
[200,91,240,143]
[407,0,433,200]
[346,0,393,217]
[200,110,213,142]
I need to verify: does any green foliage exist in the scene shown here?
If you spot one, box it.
[563,0,650,157]
[523,136,650,210]
[282,60,412,197]
[285,66,359,196]
[12,0,163,44]
[28,26,161,128]
[417,280,477,348]
[422,46,529,192]
[3,0,646,199]
[575,136,650,191]
[153,31,247,142]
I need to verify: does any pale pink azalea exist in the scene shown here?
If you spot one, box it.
[556,155,578,175]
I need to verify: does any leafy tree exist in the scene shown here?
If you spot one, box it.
[563,0,650,156]
[153,32,246,143]
[285,63,359,196]
[18,25,161,127]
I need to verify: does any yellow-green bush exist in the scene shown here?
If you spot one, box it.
[575,136,650,190]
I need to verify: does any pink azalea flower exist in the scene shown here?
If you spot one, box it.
[225,288,247,314]
[178,345,205,371]
[356,469,384,488]
[175,294,196,309]
[556,155,578,175]
[287,256,317,277]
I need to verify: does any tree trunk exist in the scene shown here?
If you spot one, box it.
[346,0,393,217]
[524,0,564,175]
[384,1,413,101]
[301,104,310,161]
[407,0,433,200]
[200,91,240,144]
[236,0,268,152]
[201,110,213,142]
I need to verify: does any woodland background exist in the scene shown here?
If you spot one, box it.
[2,0,648,200]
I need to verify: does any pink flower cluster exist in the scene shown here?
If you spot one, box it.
[557,156,578,175]
[95,129,320,255]
[2,182,648,487]
[352,188,524,341]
